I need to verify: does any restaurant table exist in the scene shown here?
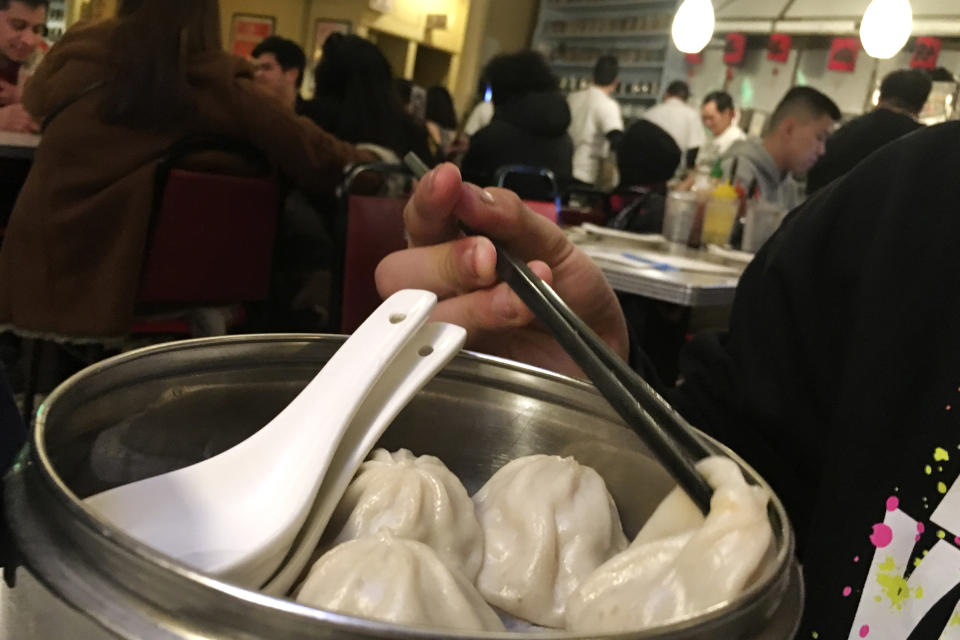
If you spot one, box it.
[568,224,749,307]
[0,131,40,160]
[568,224,753,383]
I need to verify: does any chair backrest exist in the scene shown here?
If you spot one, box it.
[494,164,560,224]
[137,137,281,305]
[331,162,413,334]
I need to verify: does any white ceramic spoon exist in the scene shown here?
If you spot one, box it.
[84,289,453,588]
[261,320,466,595]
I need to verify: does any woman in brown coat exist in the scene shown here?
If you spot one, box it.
[0,0,369,341]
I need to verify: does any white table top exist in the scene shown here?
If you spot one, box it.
[0,131,40,159]
[569,225,748,307]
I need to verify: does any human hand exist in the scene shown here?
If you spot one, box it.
[0,80,20,106]
[375,163,629,378]
[0,103,39,133]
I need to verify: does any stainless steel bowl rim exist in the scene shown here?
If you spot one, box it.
[27,333,796,639]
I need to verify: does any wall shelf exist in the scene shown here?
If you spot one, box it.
[544,0,676,8]
[540,31,669,40]
[551,61,664,70]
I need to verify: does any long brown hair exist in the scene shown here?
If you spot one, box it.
[101,0,222,128]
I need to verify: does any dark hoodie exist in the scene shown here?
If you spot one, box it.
[460,90,573,201]
[661,122,960,637]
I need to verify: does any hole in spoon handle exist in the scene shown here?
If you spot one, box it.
[389,313,407,324]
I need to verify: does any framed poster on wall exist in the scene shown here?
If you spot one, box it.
[230,14,276,58]
[312,19,352,64]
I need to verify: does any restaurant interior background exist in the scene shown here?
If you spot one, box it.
[46,0,960,131]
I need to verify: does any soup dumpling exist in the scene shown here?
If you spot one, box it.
[327,448,483,581]
[473,454,628,628]
[297,532,505,632]
[565,456,773,632]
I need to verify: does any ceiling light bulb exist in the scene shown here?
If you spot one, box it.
[671,0,715,55]
[859,0,913,59]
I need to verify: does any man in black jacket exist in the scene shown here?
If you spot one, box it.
[807,68,931,195]
[460,50,573,201]
[377,120,960,636]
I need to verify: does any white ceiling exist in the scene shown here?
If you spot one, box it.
[714,0,960,35]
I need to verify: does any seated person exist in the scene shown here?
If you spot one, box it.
[606,119,681,234]
[0,0,372,342]
[0,0,45,132]
[375,119,960,637]
[251,35,307,114]
[460,50,573,201]
[807,68,931,195]
[300,34,431,163]
[722,86,839,210]
[425,85,466,163]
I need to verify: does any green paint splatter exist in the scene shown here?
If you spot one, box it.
[940,466,944,472]
[916,586,924,599]
[914,557,923,567]
[926,465,933,475]
[939,530,947,539]
[924,549,929,556]
[812,633,819,639]
[877,571,911,610]
[935,447,950,461]
[950,611,960,626]
[879,556,896,571]
[875,595,883,602]
[939,482,948,494]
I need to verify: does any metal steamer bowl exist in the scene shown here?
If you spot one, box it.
[3,335,803,639]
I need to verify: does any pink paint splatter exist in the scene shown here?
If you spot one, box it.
[886,496,900,511]
[954,536,960,546]
[859,624,870,637]
[843,586,852,597]
[918,522,925,533]
[854,555,860,563]
[916,534,922,542]
[948,405,953,411]
[870,523,893,548]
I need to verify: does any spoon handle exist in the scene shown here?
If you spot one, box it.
[261,322,466,595]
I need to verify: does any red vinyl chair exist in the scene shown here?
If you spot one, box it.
[22,136,281,424]
[330,162,414,334]
[131,135,281,334]
[494,164,561,225]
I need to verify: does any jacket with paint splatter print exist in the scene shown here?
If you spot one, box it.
[664,121,960,638]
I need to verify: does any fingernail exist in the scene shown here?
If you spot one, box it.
[467,183,495,205]
[492,285,520,321]
[463,244,478,278]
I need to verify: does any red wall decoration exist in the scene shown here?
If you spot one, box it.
[767,33,791,63]
[827,37,859,72]
[911,37,941,70]
[685,53,703,65]
[724,33,746,65]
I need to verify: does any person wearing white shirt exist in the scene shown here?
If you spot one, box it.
[642,80,705,168]
[697,90,746,170]
[566,55,624,185]
[463,99,493,136]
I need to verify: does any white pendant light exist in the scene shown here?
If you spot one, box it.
[859,0,913,59]
[671,0,715,54]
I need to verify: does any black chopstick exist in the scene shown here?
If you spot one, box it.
[402,153,713,514]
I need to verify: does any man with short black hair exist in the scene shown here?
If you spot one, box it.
[642,80,705,169]
[0,0,46,132]
[566,54,623,185]
[697,90,745,170]
[806,68,932,194]
[723,86,840,208]
[252,35,306,113]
